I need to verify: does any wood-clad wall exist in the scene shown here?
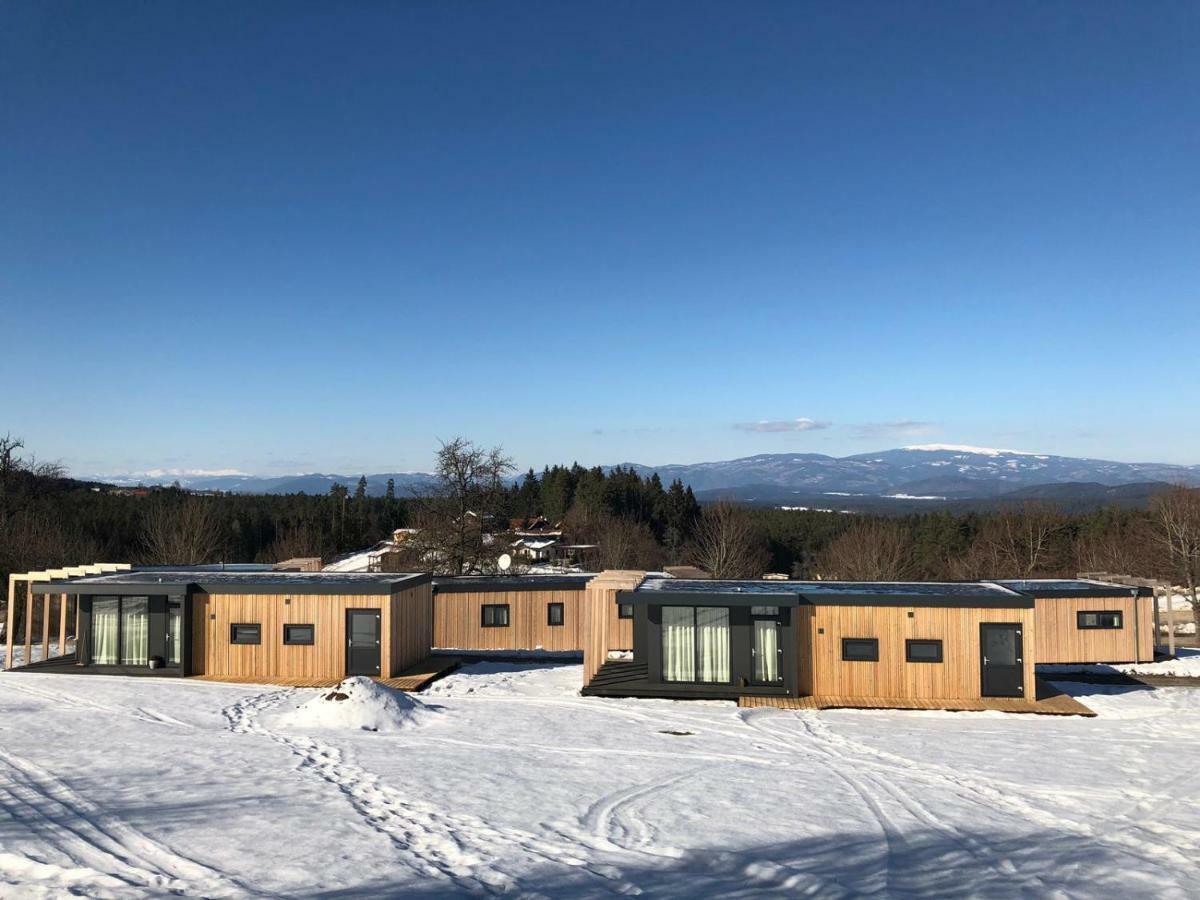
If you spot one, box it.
[800,605,1037,700]
[581,571,645,686]
[191,592,391,680]
[433,589,585,651]
[390,583,433,676]
[1034,595,1153,664]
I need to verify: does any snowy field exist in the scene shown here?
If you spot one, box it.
[1,664,1199,898]
[1041,647,1200,679]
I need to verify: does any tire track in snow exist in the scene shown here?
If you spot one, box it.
[769,710,1196,894]
[0,747,250,898]
[1,679,195,730]
[223,689,645,897]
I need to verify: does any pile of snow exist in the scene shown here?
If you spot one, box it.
[273,677,439,732]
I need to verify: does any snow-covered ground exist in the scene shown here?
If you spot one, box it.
[1041,647,1200,678]
[0,640,74,669]
[1,663,1199,898]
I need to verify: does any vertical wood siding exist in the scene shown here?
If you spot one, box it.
[432,589,585,651]
[390,583,433,676]
[191,592,393,680]
[1034,595,1153,664]
[801,605,1036,700]
[581,571,645,686]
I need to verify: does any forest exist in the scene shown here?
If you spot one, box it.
[2,436,1198,626]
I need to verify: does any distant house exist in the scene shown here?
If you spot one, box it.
[512,536,559,562]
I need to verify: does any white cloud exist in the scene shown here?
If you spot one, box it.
[734,418,832,433]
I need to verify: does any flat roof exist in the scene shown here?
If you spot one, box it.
[33,568,430,596]
[432,574,595,594]
[993,579,1150,598]
[631,578,1033,608]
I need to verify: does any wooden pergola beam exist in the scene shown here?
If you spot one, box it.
[3,563,130,670]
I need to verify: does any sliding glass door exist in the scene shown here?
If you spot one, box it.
[92,597,120,665]
[167,602,182,666]
[90,596,151,666]
[661,606,731,684]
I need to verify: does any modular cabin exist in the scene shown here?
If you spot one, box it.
[15,568,432,682]
[431,574,594,653]
[995,579,1154,664]
[583,575,1036,705]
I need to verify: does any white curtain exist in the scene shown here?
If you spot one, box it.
[754,619,779,683]
[662,606,695,682]
[168,604,182,665]
[92,598,119,665]
[696,607,730,683]
[120,597,150,666]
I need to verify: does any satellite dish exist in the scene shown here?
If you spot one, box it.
[497,553,512,572]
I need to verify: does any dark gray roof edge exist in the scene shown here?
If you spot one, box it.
[619,589,1034,610]
[33,572,431,596]
[433,575,593,594]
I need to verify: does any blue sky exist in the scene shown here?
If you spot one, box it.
[2,2,1197,476]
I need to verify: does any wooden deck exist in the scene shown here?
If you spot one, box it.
[739,678,1095,717]
[188,655,462,692]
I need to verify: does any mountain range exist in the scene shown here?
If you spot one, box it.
[87,445,1200,512]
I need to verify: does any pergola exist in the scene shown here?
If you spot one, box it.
[3,563,131,670]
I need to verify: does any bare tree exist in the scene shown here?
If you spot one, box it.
[410,438,515,574]
[976,503,1066,578]
[1153,485,1200,630]
[264,521,324,564]
[816,520,915,581]
[141,498,226,565]
[1073,519,1160,577]
[688,501,768,579]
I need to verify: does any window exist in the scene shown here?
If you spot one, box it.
[1078,611,1123,630]
[231,623,261,645]
[167,602,182,666]
[661,606,731,684]
[547,603,565,626]
[618,604,634,619]
[842,638,879,662]
[906,639,943,663]
[284,624,315,645]
[91,597,119,665]
[482,604,510,628]
[750,606,781,617]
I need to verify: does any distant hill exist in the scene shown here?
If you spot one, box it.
[85,444,1200,508]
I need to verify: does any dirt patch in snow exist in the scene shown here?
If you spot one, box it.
[271,677,440,732]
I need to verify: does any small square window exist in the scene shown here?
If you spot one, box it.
[482,604,510,628]
[547,602,565,626]
[1077,611,1123,629]
[230,623,261,645]
[906,639,943,663]
[284,624,314,645]
[842,638,878,662]
[618,604,634,619]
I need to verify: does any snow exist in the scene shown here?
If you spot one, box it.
[266,676,440,732]
[903,444,1035,456]
[1,664,1199,897]
[1041,647,1200,678]
[886,493,947,500]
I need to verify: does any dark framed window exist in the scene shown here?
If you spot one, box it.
[547,602,565,626]
[1077,610,1123,630]
[842,638,879,662]
[230,623,261,645]
[618,603,634,619]
[284,624,315,645]
[906,639,943,663]
[482,604,510,628]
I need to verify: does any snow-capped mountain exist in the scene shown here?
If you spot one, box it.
[87,446,1200,501]
[617,446,1200,497]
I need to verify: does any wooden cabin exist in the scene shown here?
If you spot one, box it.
[994,579,1154,664]
[431,575,594,653]
[18,568,432,682]
[583,574,1036,705]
